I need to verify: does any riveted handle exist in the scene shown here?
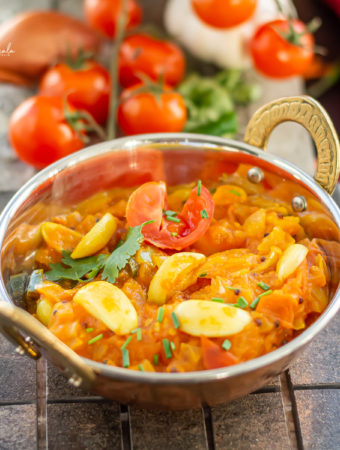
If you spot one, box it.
[244,96,340,195]
[0,301,95,389]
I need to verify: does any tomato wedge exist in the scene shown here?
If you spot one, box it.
[126,181,214,250]
[201,336,238,370]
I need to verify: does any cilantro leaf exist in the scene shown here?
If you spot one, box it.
[46,251,107,282]
[101,221,152,283]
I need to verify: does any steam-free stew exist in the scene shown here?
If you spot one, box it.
[4,165,337,372]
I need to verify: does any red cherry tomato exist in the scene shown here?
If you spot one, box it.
[117,83,187,135]
[39,61,110,124]
[201,336,238,370]
[84,0,142,38]
[250,19,314,78]
[191,0,257,29]
[9,96,84,169]
[118,33,185,88]
[126,181,214,250]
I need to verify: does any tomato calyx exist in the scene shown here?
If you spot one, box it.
[64,47,95,71]
[64,102,106,143]
[120,73,168,105]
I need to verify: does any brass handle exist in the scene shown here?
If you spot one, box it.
[0,301,95,388]
[244,96,340,195]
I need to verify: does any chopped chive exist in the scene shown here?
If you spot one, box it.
[199,272,208,277]
[222,339,232,351]
[170,341,176,351]
[171,312,180,329]
[85,327,94,333]
[88,333,103,345]
[211,297,225,303]
[153,354,159,366]
[164,210,177,216]
[132,327,142,341]
[157,307,164,323]
[200,209,209,219]
[138,364,144,372]
[122,349,130,368]
[167,216,181,223]
[171,232,178,237]
[163,339,172,359]
[230,189,241,197]
[236,296,248,309]
[210,187,216,194]
[225,286,238,291]
[197,179,202,196]
[121,335,132,350]
[250,290,272,309]
[257,281,270,291]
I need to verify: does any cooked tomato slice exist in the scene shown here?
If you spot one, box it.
[126,181,214,250]
[201,336,238,370]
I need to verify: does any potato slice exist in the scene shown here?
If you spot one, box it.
[73,281,138,334]
[148,252,206,305]
[174,300,251,337]
[276,244,308,281]
[71,213,117,259]
[41,222,82,252]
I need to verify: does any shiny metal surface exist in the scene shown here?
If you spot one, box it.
[0,97,339,409]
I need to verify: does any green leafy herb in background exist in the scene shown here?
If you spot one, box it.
[178,69,261,138]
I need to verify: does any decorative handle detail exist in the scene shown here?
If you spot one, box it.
[244,96,340,195]
[0,302,95,388]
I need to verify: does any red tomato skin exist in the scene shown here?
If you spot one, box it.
[39,62,110,124]
[118,34,186,88]
[192,0,257,29]
[84,0,142,38]
[9,96,84,169]
[117,84,187,135]
[201,336,238,370]
[126,181,214,250]
[251,19,314,78]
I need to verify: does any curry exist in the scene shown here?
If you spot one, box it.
[4,164,336,373]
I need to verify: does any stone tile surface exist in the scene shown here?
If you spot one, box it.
[212,393,290,450]
[0,404,37,450]
[295,389,340,450]
[47,362,93,400]
[47,402,121,449]
[130,407,207,450]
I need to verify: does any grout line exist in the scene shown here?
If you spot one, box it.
[48,396,108,404]
[293,384,340,390]
[0,400,35,406]
[202,406,215,450]
[120,404,132,450]
[279,370,303,450]
[251,385,281,394]
[36,358,48,450]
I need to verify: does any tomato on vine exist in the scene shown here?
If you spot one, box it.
[191,0,257,29]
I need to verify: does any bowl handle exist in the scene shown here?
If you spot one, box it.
[244,96,340,195]
[0,301,95,388]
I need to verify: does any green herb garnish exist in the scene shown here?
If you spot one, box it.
[153,354,159,366]
[222,339,232,351]
[88,334,103,345]
[132,327,142,341]
[200,209,209,219]
[122,349,130,368]
[197,180,202,196]
[250,290,272,310]
[164,210,177,217]
[86,327,94,333]
[163,339,172,359]
[235,296,248,309]
[199,272,208,277]
[157,307,164,323]
[171,232,178,237]
[171,312,180,329]
[211,297,225,303]
[138,364,144,372]
[170,341,176,351]
[229,189,241,196]
[257,281,270,291]
[166,216,181,223]
[121,336,132,350]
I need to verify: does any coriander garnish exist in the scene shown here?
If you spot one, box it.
[257,281,270,291]
[122,349,130,368]
[200,209,209,219]
[162,339,172,359]
[121,336,132,350]
[222,339,232,351]
[197,179,202,196]
[157,307,164,323]
[88,334,103,345]
[171,312,180,329]
[250,290,273,309]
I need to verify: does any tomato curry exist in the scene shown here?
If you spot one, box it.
[3,165,337,373]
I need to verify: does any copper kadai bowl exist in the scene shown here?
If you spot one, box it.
[0,96,339,410]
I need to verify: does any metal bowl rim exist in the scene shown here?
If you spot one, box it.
[0,132,339,384]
